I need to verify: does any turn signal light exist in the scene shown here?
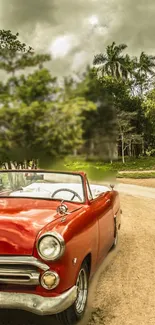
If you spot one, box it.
[40,271,60,290]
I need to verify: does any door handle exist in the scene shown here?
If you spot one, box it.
[105,199,111,204]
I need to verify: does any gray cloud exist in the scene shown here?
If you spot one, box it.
[108,0,155,56]
[0,0,55,31]
[0,0,155,76]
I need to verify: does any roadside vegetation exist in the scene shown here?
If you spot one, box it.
[117,172,155,179]
[53,156,155,180]
[0,30,155,172]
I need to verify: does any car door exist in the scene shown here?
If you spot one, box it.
[86,182,114,262]
[93,193,114,262]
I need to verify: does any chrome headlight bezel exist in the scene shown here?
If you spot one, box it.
[36,232,65,261]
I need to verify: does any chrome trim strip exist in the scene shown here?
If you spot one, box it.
[0,256,49,271]
[0,286,78,315]
[0,267,39,285]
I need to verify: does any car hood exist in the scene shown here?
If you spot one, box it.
[0,197,81,255]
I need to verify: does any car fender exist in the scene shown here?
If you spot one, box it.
[33,206,99,294]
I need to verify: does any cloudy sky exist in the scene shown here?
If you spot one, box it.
[0,0,155,76]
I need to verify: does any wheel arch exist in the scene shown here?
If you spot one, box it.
[82,252,92,278]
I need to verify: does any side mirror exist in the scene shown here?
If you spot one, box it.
[110,184,115,190]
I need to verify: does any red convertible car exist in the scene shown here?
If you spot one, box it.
[0,170,121,325]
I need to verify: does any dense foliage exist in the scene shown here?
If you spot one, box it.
[0,30,155,168]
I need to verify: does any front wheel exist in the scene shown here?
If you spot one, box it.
[56,261,89,325]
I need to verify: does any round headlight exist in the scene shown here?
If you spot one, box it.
[37,232,65,261]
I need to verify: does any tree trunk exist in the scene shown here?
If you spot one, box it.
[90,140,95,156]
[73,149,77,157]
[129,140,132,157]
[121,133,125,164]
[142,138,145,155]
[8,161,12,169]
[113,142,118,160]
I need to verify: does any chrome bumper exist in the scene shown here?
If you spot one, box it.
[0,286,77,315]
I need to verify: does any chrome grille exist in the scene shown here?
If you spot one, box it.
[0,256,49,286]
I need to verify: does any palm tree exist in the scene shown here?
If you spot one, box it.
[121,54,137,80]
[93,42,128,79]
[135,52,155,95]
[137,52,155,77]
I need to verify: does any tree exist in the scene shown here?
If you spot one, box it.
[0,97,96,168]
[0,30,32,52]
[0,29,32,75]
[144,88,155,111]
[1,30,155,166]
[0,29,52,110]
[92,43,155,159]
[142,89,155,141]
[93,42,128,79]
[134,52,155,96]
[121,54,137,80]
[71,68,119,160]
[15,69,58,105]
[62,76,75,100]
[116,110,138,163]
[137,52,155,78]
[0,30,51,77]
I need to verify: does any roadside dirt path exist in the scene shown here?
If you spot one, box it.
[115,183,155,199]
[118,169,155,174]
[117,178,155,188]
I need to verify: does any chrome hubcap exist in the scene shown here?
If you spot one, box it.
[75,268,88,314]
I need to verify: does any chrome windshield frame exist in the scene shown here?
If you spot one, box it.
[0,170,86,203]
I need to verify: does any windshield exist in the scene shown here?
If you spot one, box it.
[0,171,85,203]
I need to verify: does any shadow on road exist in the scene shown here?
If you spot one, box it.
[0,309,59,325]
[79,244,120,325]
[0,245,120,325]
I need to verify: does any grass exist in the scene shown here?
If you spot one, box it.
[111,157,155,171]
[64,156,155,170]
[117,172,155,179]
[48,156,155,180]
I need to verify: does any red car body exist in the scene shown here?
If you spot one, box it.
[0,170,121,323]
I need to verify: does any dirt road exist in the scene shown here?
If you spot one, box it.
[0,192,155,325]
[116,183,155,199]
[118,178,155,188]
[86,194,155,325]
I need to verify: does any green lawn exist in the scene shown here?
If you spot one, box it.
[64,156,155,170]
[117,172,155,179]
[48,156,155,180]
[110,157,155,171]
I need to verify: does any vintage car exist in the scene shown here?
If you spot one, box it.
[0,170,121,325]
